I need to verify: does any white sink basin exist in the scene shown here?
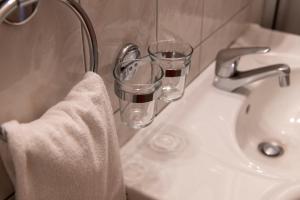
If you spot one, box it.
[236,69,300,179]
[121,25,300,199]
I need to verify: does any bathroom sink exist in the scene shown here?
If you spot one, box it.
[121,26,300,199]
[236,69,300,178]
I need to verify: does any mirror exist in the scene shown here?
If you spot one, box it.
[4,2,39,25]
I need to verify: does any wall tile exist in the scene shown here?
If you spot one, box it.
[202,0,250,40]
[158,0,204,47]
[250,0,265,24]
[81,0,157,112]
[200,5,250,70]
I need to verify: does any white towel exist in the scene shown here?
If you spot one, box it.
[0,72,126,200]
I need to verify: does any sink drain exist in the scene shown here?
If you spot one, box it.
[258,142,284,158]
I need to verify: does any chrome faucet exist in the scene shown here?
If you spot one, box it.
[213,47,291,92]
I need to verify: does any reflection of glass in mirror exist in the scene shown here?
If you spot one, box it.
[4,2,39,25]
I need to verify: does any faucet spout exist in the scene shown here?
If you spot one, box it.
[279,73,290,87]
[213,64,291,92]
[277,65,290,87]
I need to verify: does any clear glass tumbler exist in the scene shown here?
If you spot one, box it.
[114,58,164,129]
[148,40,193,102]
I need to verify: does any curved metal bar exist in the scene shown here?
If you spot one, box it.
[0,0,99,141]
[0,0,99,72]
[58,0,98,72]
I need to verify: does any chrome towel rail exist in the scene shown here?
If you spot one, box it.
[0,0,99,72]
[0,0,99,142]
[59,0,99,72]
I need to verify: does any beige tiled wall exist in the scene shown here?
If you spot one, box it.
[0,0,264,198]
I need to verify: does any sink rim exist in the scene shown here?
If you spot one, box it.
[234,68,300,180]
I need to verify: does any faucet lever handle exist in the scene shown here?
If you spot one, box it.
[216,47,270,78]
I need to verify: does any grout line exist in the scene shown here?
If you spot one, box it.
[272,0,281,29]
[199,0,205,44]
[194,2,251,49]
[155,0,159,42]
[78,0,88,72]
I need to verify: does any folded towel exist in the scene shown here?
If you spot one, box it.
[0,72,126,200]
